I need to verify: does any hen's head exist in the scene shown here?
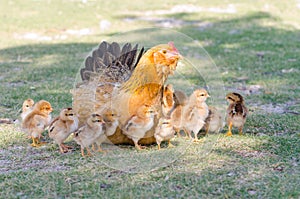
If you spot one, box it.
[35,100,53,115]
[145,42,181,76]
[226,92,244,104]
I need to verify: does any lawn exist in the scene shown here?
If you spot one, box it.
[0,0,299,198]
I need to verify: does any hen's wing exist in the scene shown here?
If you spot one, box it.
[80,41,145,83]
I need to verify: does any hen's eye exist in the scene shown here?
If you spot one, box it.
[162,50,167,54]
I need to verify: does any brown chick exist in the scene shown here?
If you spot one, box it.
[21,98,35,121]
[204,106,223,135]
[154,117,175,150]
[183,89,209,142]
[22,100,53,147]
[170,90,188,137]
[93,108,120,152]
[73,114,105,157]
[123,105,157,150]
[48,108,79,153]
[225,92,248,136]
[161,84,174,117]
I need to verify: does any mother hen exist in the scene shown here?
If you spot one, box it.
[72,41,181,145]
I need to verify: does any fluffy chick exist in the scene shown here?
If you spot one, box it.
[48,108,79,153]
[183,89,209,142]
[161,84,174,117]
[101,108,119,137]
[22,100,53,147]
[21,98,35,121]
[204,106,223,135]
[154,117,175,150]
[123,105,157,150]
[93,108,119,152]
[225,92,248,136]
[170,90,188,137]
[73,114,105,157]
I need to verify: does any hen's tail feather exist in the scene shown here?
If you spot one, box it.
[80,41,145,82]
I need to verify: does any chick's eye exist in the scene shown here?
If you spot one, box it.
[26,105,29,107]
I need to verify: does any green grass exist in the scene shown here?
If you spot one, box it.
[1,0,300,198]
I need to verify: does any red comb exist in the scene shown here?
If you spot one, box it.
[168,41,178,53]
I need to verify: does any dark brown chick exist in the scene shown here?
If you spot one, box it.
[225,92,248,136]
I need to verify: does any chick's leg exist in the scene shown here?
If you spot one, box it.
[59,143,72,153]
[96,144,106,153]
[81,147,85,157]
[167,140,175,148]
[31,137,39,147]
[225,122,233,136]
[133,138,145,150]
[157,142,161,150]
[238,126,244,135]
[86,147,92,156]
[184,128,193,140]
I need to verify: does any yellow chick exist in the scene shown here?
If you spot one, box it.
[48,108,79,153]
[154,117,175,150]
[123,104,157,150]
[21,98,35,121]
[183,89,209,142]
[170,90,188,137]
[73,114,105,157]
[225,92,248,136]
[204,106,223,135]
[22,100,53,147]
[161,84,174,117]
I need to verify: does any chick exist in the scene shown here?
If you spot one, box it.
[225,92,248,136]
[73,114,105,157]
[183,89,209,142]
[101,107,119,136]
[22,100,53,147]
[48,108,79,153]
[154,117,175,150]
[204,106,223,135]
[161,84,174,117]
[21,98,35,121]
[123,104,157,150]
[93,108,119,152]
[170,90,188,137]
